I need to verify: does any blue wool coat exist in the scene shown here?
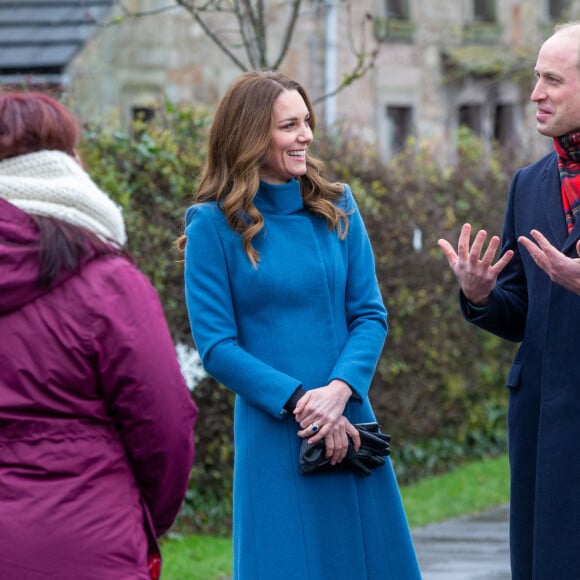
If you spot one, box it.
[184,179,420,580]
[461,152,580,579]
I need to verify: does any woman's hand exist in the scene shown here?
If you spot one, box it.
[319,416,362,465]
[295,380,360,463]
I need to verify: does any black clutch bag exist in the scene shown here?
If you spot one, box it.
[299,422,391,476]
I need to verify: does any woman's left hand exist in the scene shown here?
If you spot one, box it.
[315,416,362,465]
[295,379,355,449]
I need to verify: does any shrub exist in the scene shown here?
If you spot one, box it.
[79,103,210,342]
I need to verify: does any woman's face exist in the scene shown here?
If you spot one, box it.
[259,89,313,184]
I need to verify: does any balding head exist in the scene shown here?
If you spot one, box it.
[551,22,580,69]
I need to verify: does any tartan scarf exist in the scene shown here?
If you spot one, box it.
[554,131,580,233]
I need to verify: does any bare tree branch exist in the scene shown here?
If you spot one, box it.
[272,0,303,70]
[255,0,267,67]
[234,0,261,68]
[176,0,249,71]
[108,0,380,102]
[110,0,178,19]
[312,8,379,104]
[312,49,378,104]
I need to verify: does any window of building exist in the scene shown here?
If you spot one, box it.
[131,106,156,123]
[494,104,517,148]
[473,0,496,23]
[376,0,413,42]
[385,0,410,19]
[387,105,413,154]
[464,0,499,43]
[548,0,568,21]
[459,104,482,136]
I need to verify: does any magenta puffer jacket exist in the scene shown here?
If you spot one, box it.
[0,199,198,579]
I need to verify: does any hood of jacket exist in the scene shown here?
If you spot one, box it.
[0,198,55,314]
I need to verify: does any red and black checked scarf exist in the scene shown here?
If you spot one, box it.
[554,132,580,233]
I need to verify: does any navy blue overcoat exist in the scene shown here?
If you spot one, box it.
[462,151,580,579]
[184,179,420,580]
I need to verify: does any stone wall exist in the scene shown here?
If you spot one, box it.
[66,0,567,162]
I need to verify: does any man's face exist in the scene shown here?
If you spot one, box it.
[531,30,580,137]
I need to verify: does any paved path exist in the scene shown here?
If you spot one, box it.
[411,504,511,579]
[217,504,511,580]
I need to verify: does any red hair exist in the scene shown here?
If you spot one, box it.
[0,92,80,160]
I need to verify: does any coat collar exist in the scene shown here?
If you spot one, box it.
[254,179,304,215]
[542,153,580,253]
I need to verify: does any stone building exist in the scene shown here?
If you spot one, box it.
[0,0,576,161]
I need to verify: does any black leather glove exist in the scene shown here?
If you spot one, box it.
[299,422,392,476]
[346,423,391,475]
[357,422,391,454]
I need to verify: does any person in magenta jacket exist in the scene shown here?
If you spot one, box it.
[0,92,198,579]
[180,71,420,579]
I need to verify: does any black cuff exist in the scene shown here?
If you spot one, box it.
[284,386,307,412]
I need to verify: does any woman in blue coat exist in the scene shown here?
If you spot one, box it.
[180,71,420,579]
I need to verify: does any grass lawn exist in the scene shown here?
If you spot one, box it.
[400,453,510,528]
[160,453,510,580]
[160,535,232,580]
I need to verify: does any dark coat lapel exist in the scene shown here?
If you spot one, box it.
[540,155,569,250]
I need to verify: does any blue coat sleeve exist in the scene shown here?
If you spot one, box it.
[328,186,388,399]
[183,204,302,418]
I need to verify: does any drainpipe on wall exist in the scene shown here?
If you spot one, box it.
[324,0,337,129]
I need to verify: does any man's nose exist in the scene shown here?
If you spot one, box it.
[530,80,544,102]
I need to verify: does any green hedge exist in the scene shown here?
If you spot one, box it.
[79,104,210,342]
[315,128,520,444]
[80,109,525,534]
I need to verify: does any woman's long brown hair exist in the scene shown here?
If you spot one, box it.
[178,71,348,266]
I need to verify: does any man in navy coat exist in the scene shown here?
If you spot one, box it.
[439,22,580,580]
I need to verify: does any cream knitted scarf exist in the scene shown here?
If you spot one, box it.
[0,150,126,245]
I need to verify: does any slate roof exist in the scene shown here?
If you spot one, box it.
[0,0,114,83]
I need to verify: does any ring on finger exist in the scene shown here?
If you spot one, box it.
[310,423,320,433]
